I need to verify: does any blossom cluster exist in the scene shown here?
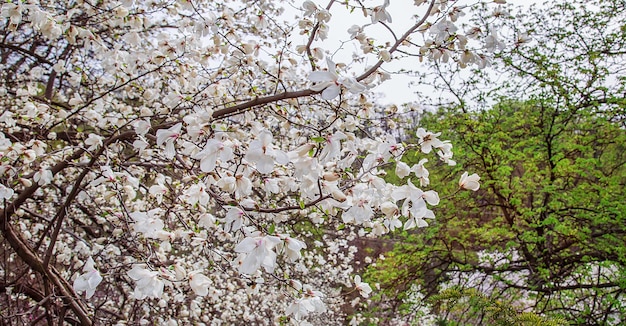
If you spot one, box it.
[0,0,500,324]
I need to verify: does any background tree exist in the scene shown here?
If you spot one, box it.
[366,0,626,324]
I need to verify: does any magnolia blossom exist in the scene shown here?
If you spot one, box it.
[392,179,440,218]
[302,0,317,16]
[395,161,410,179]
[181,182,210,206]
[126,265,165,299]
[189,272,212,296]
[0,184,14,200]
[148,177,168,204]
[84,133,103,151]
[244,130,289,174]
[130,209,165,238]
[279,235,307,262]
[234,232,281,274]
[437,141,456,166]
[223,207,245,232]
[354,275,372,298]
[411,158,430,186]
[318,131,347,164]
[459,171,481,191]
[156,123,182,159]
[371,0,392,24]
[308,58,366,100]
[193,138,234,172]
[404,205,436,230]
[1,3,22,29]
[342,188,375,224]
[73,257,102,299]
[286,288,326,321]
[33,168,53,186]
[416,128,444,154]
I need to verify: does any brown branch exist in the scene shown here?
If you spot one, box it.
[0,42,53,65]
[356,0,436,82]
[305,0,336,71]
[212,89,316,119]
[43,131,136,268]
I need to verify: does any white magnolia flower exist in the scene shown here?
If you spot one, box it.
[308,58,366,100]
[181,182,210,206]
[126,265,165,299]
[244,130,289,174]
[84,133,103,151]
[342,190,374,224]
[318,131,347,164]
[411,158,430,186]
[33,168,53,186]
[371,0,392,24]
[404,205,435,230]
[156,123,182,159]
[392,179,439,218]
[148,177,168,204]
[459,171,480,191]
[193,138,234,172]
[302,0,317,17]
[286,288,326,321]
[73,257,102,299]
[416,128,444,154]
[0,184,14,200]
[354,275,372,298]
[223,207,245,232]
[280,235,307,262]
[234,232,281,274]
[189,272,212,296]
[130,209,164,238]
[347,25,362,39]
[395,161,410,179]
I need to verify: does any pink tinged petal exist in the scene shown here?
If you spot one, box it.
[156,123,182,146]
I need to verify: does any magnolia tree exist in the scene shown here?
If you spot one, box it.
[0,0,506,324]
